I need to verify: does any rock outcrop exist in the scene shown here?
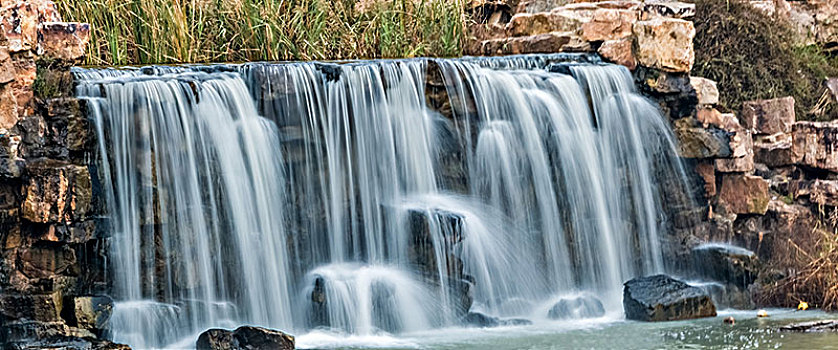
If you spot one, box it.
[0,0,106,348]
[623,275,717,322]
[196,326,295,350]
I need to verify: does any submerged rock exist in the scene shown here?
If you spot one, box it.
[196,326,295,350]
[462,312,532,328]
[623,275,717,322]
[780,320,838,332]
[547,295,605,320]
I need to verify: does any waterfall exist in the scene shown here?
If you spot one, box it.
[74,54,690,348]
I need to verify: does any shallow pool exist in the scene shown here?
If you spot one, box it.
[295,309,838,350]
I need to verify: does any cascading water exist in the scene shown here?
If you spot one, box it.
[74,54,691,348]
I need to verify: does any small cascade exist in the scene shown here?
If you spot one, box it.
[74,53,691,348]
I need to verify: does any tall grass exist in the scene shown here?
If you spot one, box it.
[55,0,466,65]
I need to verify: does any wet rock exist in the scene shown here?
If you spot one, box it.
[674,120,732,159]
[18,242,78,279]
[4,334,130,350]
[196,326,294,350]
[695,162,716,198]
[0,292,62,322]
[717,174,770,215]
[632,17,695,73]
[623,274,717,322]
[65,295,113,332]
[462,312,531,327]
[691,244,759,287]
[634,66,693,94]
[780,320,838,332]
[741,97,796,135]
[690,77,719,105]
[22,159,91,223]
[791,121,838,172]
[547,295,605,319]
[580,9,637,42]
[597,38,635,70]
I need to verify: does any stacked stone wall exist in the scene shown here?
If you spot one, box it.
[0,1,126,348]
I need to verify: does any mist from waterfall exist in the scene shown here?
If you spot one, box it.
[74,54,690,348]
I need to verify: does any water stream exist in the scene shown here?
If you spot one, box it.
[75,54,694,348]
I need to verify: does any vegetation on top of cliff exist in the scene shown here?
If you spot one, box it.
[693,0,838,121]
[55,0,465,65]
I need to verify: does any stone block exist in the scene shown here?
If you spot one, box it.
[0,292,62,322]
[718,174,770,215]
[37,22,90,64]
[581,8,637,41]
[22,159,91,223]
[741,97,796,135]
[633,17,695,72]
[791,121,838,172]
[690,77,719,105]
[597,37,635,70]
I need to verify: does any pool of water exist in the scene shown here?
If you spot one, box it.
[295,309,838,350]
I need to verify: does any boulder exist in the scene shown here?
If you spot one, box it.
[1,1,40,52]
[690,77,719,105]
[741,97,796,135]
[580,9,637,42]
[717,174,770,215]
[623,274,717,322]
[791,121,838,172]
[696,109,741,132]
[597,38,635,70]
[793,179,838,207]
[780,320,838,332]
[547,294,605,319]
[196,326,294,350]
[691,243,759,287]
[632,17,695,73]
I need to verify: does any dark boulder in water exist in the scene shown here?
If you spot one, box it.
[197,326,295,350]
[548,295,606,320]
[623,274,717,322]
[691,243,759,287]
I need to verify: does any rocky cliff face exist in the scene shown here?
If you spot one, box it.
[0,1,127,348]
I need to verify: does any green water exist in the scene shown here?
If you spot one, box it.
[297,310,838,349]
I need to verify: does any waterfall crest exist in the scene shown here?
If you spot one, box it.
[74,54,690,348]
